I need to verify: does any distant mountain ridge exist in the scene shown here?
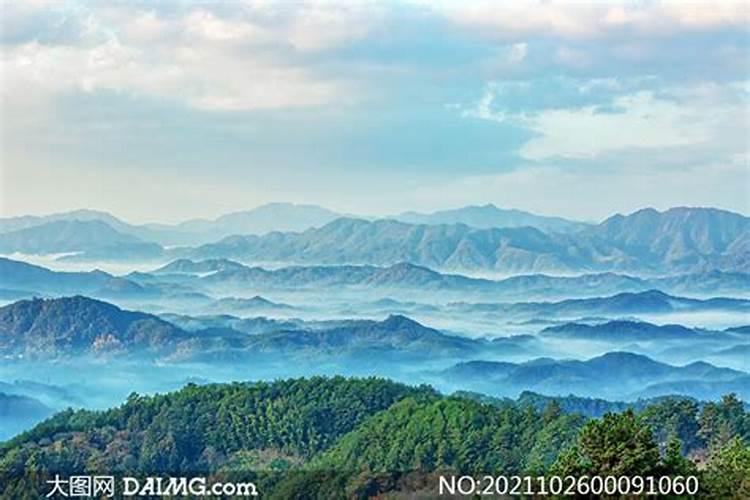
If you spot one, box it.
[1,296,747,402]
[0,296,187,357]
[588,207,749,272]
[0,220,163,260]
[164,202,342,242]
[394,203,589,232]
[0,297,482,361]
[3,257,747,305]
[0,220,140,253]
[0,203,342,247]
[0,257,147,297]
[187,207,748,274]
[1,206,746,274]
[448,290,750,319]
[0,203,587,245]
[439,351,750,400]
[539,320,709,341]
[0,392,54,441]
[188,217,605,273]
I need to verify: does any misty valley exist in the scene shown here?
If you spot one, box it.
[1,204,748,497]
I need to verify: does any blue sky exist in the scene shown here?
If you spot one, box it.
[1,0,748,223]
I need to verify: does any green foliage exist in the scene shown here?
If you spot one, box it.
[0,377,435,476]
[698,393,750,451]
[641,398,702,453]
[551,410,661,476]
[275,396,585,497]
[2,377,749,499]
[659,436,697,476]
[700,437,750,499]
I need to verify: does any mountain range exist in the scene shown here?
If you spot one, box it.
[0,296,483,362]
[186,207,748,274]
[0,204,341,246]
[538,320,743,342]
[0,203,587,246]
[150,260,748,300]
[438,352,750,401]
[0,220,159,257]
[1,296,747,402]
[0,296,188,357]
[2,206,746,275]
[395,203,588,232]
[447,290,750,319]
[0,257,148,298]
[3,257,748,314]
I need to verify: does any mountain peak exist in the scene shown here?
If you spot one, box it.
[0,296,184,357]
[381,314,425,330]
[394,205,587,232]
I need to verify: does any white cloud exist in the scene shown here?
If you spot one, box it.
[462,79,747,161]
[0,1,379,111]
[3,37,347,111]
[520,91,711,160]
[286,2,384,51]
[506,42,528,63]
[183,10,270,43]
[423,0,750,39]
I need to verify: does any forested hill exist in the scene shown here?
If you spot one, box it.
[1,378,748,499]
[0,377,436,464]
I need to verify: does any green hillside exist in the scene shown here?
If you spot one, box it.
[1,378,748,499]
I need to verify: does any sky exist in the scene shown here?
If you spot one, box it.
[1,0,749,224]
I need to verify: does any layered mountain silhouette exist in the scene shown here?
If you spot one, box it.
[0,220,163,260]
[439,352,750,400]
[187,208,748,274]
[1,203,588,246]
[161,202,342,243]
[3,257,748,305]
[587,207,749,272]
[0,204,342,246]
[0,257,149,298]
[0,296,187,357]
[0,297,482,361]
[448,290,750,319]
[2,296,747,402]
[209,295,296,313]
[3,206,745,274]
[0,392,54,441]
[538,320,740,342]
[394,203,588,232]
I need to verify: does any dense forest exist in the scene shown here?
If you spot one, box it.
[1,377,748,498]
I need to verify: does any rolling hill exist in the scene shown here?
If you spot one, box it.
[1,377,745,498]
[0,204,343,246]
[0,297,484,362]
[448,290,750,319]
[0,257,147,297]
[0,296,188,357]
[439,352,750,401]
[538,320,721,341]
[0,392,54,441]
[395,203,589,232]
[165,202,342,241]
[0,220,163,260]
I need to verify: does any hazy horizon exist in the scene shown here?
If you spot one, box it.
[2,1,748,223]
[2,201,749,227]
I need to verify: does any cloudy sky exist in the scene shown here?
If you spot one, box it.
[1,0,748,223]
